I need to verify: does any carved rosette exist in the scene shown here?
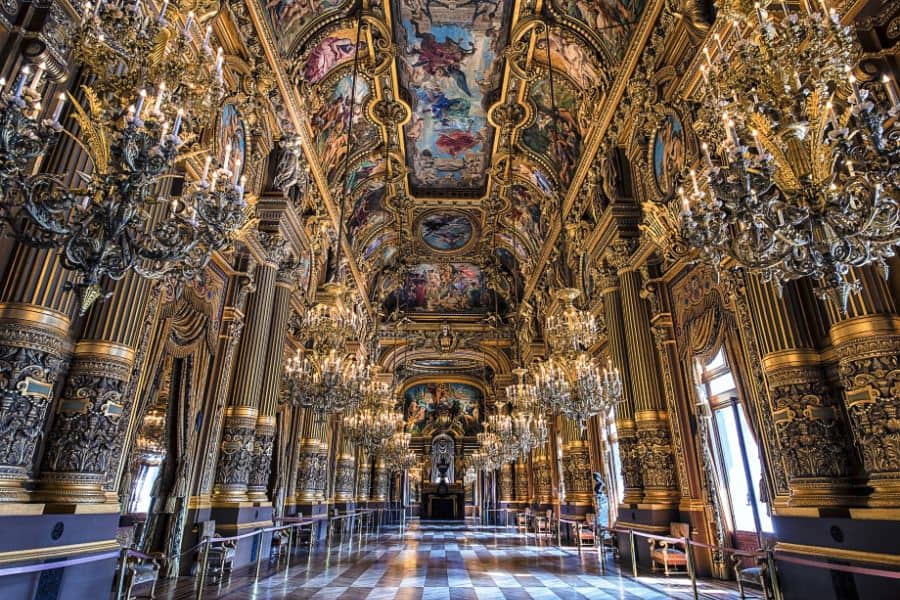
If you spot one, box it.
[635,425,679,503]
[37,348,133,504]
[212,409,257,503]
[561,443,594,505]
[371,460,389,502]
[247,422,276,501]
[768,363,854,505]
[835,333,900,506]
[0,312,70,501]
[499,463,515,503]
[514,460,528,501]
[295,441,321,504]
[334,455,356,502]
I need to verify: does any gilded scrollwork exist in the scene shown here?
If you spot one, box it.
[334,456,356,498]
[214,421,256,487]
[561,445,593,501]
[618,434,643,491]
[248,432,275,490]
[636,427,678,490]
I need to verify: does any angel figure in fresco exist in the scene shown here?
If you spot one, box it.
[436,122,484,157]
[304,37,359,84]
[409,20,476,97]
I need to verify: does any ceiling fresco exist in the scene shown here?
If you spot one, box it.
[392,0,511,196]
[253,0,649,363]
[403,382,483,436]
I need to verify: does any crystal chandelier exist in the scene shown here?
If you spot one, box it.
[543,288,600,355]
[468,448,496,472]
[305,282,364,350]
[381,431,416,473]
[678,0,900,309]
[281,347,363,418]
[504,367,539,413]
[343,369,402,452]
[534,354,622,432]
[0,1,244,312]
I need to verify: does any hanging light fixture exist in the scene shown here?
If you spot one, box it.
[281,347,364,418]
[381,431,416,473]
[0,2,246,312]
[343,366,403,452]
[678,0,900,310]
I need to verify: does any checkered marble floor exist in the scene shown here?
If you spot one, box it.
[155,519,760,599]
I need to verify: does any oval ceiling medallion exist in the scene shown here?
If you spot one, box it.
[418,211,475,252]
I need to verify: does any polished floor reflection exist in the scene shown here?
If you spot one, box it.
[154,520,760,599]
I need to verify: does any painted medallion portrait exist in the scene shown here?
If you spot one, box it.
[218,104,246,179]
[653,113,685,194]
[418,212,474,251]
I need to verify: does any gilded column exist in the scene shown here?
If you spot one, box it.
[295,410,323,504]
[499,462,515,503]
[597,265,642,503]
[371,457,389,503]
[745,275,855,506]
[531,443,553,505]
[334,433,356,504]
[617,259,679,506]
[36,275,159,504]
[826,267,900,506]
[213,233,285,503]
[247,260,296,502]
[514,457,528,503]
[355,449,371,503]
[560,418,593,511]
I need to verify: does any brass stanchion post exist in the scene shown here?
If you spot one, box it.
[629,529,638,578]
[255,529,264,581]
[685,537,698,599]
[116,547,129,600]
[196,538,210,600]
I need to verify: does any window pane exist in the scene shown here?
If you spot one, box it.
[708,372,736,397]
[737,409,775,533]
[714,408,756,531]
[706,348,727,372]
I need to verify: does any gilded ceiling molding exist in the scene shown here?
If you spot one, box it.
[522,0,667,301]
[246,0,375,317]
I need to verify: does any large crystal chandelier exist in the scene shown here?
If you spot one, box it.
[306,282,364,350]
[678,0,900,309]
[468,447,496,473]
[343,368,403,452]
[381,431,416,473]
[543,288,600,355]
[281,347,363,418]
[0,1,246,312]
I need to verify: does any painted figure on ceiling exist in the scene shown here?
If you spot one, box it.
[410,19,476,96]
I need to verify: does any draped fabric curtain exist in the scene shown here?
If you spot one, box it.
[678,290,734,363]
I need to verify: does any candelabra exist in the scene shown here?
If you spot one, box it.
[679,0,900,310]
[543,288,600,355]
[0,1,242,312]
[534,354,622,432]
[504,367,539,413]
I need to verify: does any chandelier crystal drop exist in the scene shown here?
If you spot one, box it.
[0,1,243,313]
[534,353,622,432]
[680,0,900,310]
[504,367,539,413]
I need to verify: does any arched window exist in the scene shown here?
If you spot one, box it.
[696,347,773,537]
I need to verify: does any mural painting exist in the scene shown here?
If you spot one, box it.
[404,382,483,436]
[513,161,553,195]
[218,104,246,179]
[266,0,345,54]
[653,113,685,194]
[303,33,366,84]
[507,184,544,251]
[418,212,474,251]
[394,0,510,193]
[391,263,491,312]
[312,74,371,178]
[554,0,646,61]
[521,78,581,186]
[535,31,603,91]
[347,186,389,243]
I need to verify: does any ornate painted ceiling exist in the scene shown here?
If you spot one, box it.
[253,0,651,373]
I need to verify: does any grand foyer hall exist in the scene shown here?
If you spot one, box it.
[1,0,900,598]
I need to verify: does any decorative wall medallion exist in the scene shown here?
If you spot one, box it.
[417,211,475,252]
[651,112,685,196]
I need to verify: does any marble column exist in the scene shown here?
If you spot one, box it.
[36,274,159,504]
[597,265,642,504]
[371,457,389,503]
[355,449,372,504]
[826,267,900,507]
[499,462,515,503]
[514,457,528,504]
[247,260,295,502]
[560,418,593,513]
[333,434,357,505]
[618,265,679,506]
[295,410,324,505]
[531,443,553,505]
[212,233,285,503]
[745,275,856,506]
